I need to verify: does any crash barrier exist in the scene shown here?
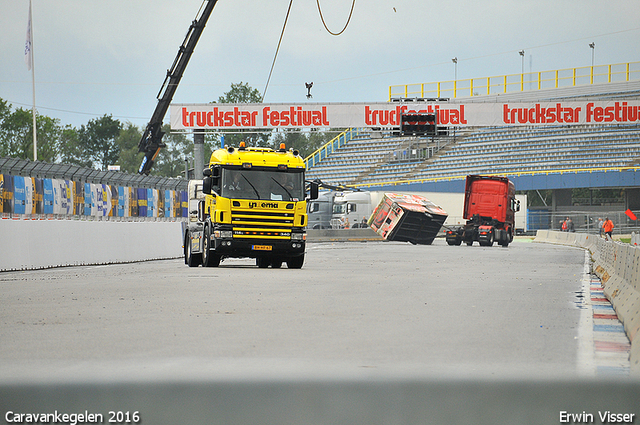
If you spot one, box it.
[534,230,640,373]
[0,157,189,220]
[0,219,183,271]
[1,374,639,424]
[307,227,383,242]
[632,232,640,246]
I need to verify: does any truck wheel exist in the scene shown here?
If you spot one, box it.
[202,226,221,267]
[256,257,270,268]
[185,233,202,267]
[287,254,304,269]
[271,259,283,269]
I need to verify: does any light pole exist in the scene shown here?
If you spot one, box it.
[452,57,457,81]
[589,42,595,67]
[519,50,525,91]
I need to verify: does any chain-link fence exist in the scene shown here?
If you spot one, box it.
[528,208,640,236]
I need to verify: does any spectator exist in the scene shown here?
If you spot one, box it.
[597,217,604,237]
[603,217,614,240]
[561,218,568,232]
[567,218,574,232]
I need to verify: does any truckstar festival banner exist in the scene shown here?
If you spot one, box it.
[170,101,640,130]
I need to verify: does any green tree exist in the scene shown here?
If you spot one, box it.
[59,124,90,168]
[114,122,143,173]
[152,124,192,177]
[0,99,61,162]
[214,82,271,147]
[78,114,122,170]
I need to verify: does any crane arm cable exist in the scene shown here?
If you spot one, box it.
[262,0,294,101]
[316,0,356,36]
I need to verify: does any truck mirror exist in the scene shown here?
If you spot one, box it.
[202,176,212,195]
[516,200,521,212]
[197,199,206,222]
[308,181,319,200]
[203,168,212,177]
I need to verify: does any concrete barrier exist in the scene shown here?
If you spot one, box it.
[0,219,184,271]
[307,227,383,242]
[535,230,640,374]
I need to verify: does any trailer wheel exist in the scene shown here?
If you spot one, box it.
[185,233,202,267]
[202,226,221,267]
[287,254,305,269]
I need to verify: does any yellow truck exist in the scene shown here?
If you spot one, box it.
[184,142,318,268]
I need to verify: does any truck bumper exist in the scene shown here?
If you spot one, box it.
[212,237,305,259]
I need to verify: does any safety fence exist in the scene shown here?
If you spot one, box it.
[534,230,640,373]
[389,61,640,100]
[0,157,188,221]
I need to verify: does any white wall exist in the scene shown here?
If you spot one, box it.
[0,220,184,271]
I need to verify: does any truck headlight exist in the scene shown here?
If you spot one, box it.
[214,230,233,239]
[291,233,306,241]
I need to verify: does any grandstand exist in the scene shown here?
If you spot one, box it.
[306,74,640,188]
[305,65,640,232]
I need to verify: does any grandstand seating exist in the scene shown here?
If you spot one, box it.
[306,123,640,186]
[307,79,640,187]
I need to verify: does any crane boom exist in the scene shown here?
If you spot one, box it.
[138,0,218,175]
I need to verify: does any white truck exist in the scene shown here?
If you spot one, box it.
[330,191,383,229]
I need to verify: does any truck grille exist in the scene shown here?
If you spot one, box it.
[231,209,295,239]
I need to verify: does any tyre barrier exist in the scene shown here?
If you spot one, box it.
[534,230,640,374]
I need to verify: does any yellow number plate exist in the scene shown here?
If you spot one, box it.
[252,245,272,251]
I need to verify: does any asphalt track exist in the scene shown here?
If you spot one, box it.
[0,238,589,380]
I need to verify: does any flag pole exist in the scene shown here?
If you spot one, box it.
[26,0,37,161]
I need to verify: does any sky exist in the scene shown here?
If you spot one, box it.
[1,0,640,130]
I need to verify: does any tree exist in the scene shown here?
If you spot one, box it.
[271,128,344,159]
[114,122,143,173]
[214,82,271,147]
[0,99,61,162]
[77,115,122,170]
[152,124,192,177]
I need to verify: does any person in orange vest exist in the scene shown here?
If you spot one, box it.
[603,217,614,240]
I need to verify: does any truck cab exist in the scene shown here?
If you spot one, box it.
[446,175,520,247]
[184,143,318,268]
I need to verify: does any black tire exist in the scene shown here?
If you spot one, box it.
[202,226,221,267]
[480,231,494,247]
[185,233,201,267]
[271,259,283,269]
[256,257,270,268]
[286,254,304,269]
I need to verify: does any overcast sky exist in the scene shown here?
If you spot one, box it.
[2,0,639,130]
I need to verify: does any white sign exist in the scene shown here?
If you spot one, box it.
[170,101,640,130]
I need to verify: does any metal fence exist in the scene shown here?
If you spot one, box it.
[0,157,187,191]
[528,208,640,235]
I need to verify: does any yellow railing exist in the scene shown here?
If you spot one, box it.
[304,128,358,170]
[389,61,640,100]
[350,165,640,189]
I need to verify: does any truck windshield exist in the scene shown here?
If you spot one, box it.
[221,168,305,202]
[332,203,346,214]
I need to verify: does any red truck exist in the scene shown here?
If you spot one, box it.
[445,175,520,247]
